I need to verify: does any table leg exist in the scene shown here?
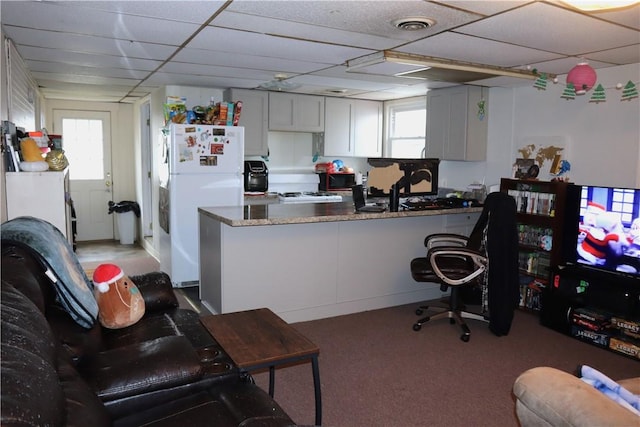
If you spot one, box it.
[269,366,275,397]
[312,355,322,426]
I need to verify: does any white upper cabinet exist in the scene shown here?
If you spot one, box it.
[425,86,488,161]
[323,98,382,158]
[268,92,325,132]
[224,89,268,156]
[354,99,382,158]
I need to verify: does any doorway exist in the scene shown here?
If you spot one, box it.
[140,102,153,239]
[53,109,113,241]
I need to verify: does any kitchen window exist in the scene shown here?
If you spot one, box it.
[384,96,426,158]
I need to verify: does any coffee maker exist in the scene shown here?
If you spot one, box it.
[244,161,268,192]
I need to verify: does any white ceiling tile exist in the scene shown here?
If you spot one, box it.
[25,60,150,79]
[398,32,564,68]
[213,11,406,50]
[173,48,335,74]
[457,2,640,55]
[225,0,483,38]
[3,26,177,60]
[15,46,162,71]
[582,3,640,30]
[32,72,140,87]
[436,1,532,16]
[587,44,640,65]
[68,1,228,24]
[187,27,374,64]
[1,1,201,44]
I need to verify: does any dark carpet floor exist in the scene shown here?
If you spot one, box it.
[249,303,640,427]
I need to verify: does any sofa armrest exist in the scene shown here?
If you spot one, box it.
[513,366,639,427]
[83,335,203,401]
[129,272,179,313]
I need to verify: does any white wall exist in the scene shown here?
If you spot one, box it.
[439,63,640,192]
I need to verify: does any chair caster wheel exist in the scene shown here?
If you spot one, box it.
[415,308,423,316]
[413,323,422,331]
[461,334,470,342]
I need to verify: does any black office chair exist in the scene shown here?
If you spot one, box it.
[410,192,519,341]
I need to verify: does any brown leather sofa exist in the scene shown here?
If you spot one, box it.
[1,242,295,426]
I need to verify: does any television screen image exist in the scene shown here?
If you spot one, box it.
[575,186,640,276]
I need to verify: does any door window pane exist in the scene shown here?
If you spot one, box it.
[62,118,104,180]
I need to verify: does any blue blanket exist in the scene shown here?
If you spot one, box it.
[1,216,97,328]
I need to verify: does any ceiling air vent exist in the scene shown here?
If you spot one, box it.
[392,17,436,31]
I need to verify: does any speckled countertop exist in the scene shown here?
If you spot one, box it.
[199,201,482,227]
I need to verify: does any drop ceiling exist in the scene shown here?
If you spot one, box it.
[1,0,638,103]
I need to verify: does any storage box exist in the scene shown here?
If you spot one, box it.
[611,317,640,339]
[571,307,612,332]
[609,336,640,360]
[570,325,609,348]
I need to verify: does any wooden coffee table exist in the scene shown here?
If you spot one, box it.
[200,308,322,425]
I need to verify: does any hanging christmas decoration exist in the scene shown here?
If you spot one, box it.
[561,83,576,100]
[589,84,606,103]
[566,62,597,95]
[621,80,639,101]
[533,73,548,90]
[477,99,486,120]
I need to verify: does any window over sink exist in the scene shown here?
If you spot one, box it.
[385,96,426,158]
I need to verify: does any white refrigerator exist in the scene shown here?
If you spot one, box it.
[159,123,244,287]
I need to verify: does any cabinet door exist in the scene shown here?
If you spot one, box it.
[224,89,268,156]
[298,95,325,132]
[426,86,487,161]
[354,100,382,158]
[268,93,325,132]
[425,90,448,158]
[323,97,353,157]
[268,92,296,131]
[446,87,469,160]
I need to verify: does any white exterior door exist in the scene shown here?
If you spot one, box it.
[53,110,113,241]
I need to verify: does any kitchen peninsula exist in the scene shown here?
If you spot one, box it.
[199,202,481,323]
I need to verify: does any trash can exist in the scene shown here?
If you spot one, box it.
[108,201,140,245]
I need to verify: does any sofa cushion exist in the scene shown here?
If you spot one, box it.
[113,382,294,427]
[82,335,204,401]
[1,282,64,426]
[129,271,179,312]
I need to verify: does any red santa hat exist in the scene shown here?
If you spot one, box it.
[92,263,124,293]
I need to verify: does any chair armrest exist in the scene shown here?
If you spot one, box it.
[427,246,486,286]
[424,233,469,249]
[513,367,640,427]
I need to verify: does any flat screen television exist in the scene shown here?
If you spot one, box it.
[563,185,640,279]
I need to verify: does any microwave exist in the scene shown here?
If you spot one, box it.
[318,172,355,191]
